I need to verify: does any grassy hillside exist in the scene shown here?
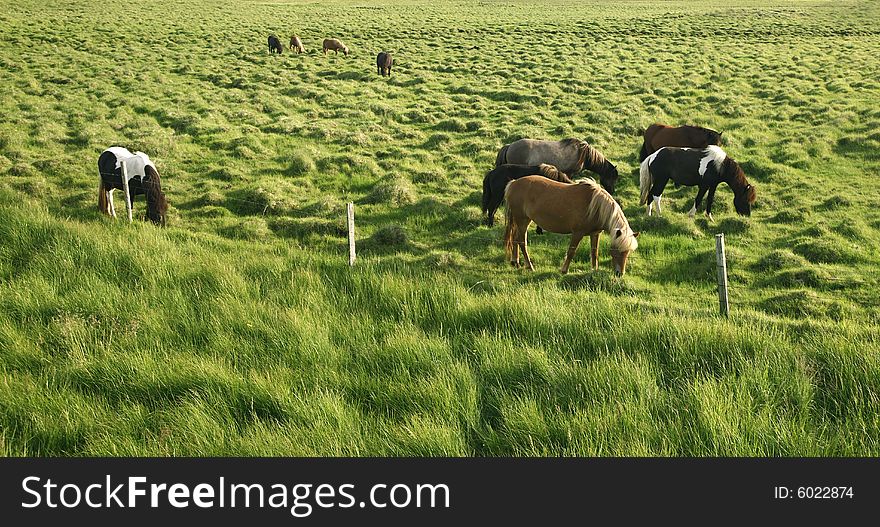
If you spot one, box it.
[1,0,879,455]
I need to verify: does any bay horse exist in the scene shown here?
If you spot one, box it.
[639,124,722,161]
[268,35,283,54]
[323,38,349,56]
[504,177,639,275]
[482,163,571,227]
[495,138,620,195]
[639,146,755,221]
[376,51,393,76]
[289,35,305,54]
[97,147,168,226]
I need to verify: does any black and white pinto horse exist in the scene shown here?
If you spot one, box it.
[639,146,756,220]
[98,147,168,226]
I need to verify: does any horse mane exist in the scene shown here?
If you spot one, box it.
[723,157,756,204]
[538,163,572,183]
[143,165,168,224]
[579,179,638,252]
[574,140,609,173]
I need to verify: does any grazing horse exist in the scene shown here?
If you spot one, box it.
[482,163,571,227]
[504,177,639,275]
[268,35,283,54]
[376,51,393,76]
[639,124,722,161]
[289,35,305,54]
[323,38,349,56]
[98,147,168,226]
[639,146,756,220]
[495,138,620,195]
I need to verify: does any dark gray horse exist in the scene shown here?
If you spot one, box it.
[268,35,283,54]
[376,51,393,76]
[496,138,620,195]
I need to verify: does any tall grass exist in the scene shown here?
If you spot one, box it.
[0,0,879,455]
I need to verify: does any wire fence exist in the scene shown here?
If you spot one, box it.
[98,177,880,312]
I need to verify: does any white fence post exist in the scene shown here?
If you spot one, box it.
[715,233,730,318]
[120,161,133,223]
[347,202,356,266]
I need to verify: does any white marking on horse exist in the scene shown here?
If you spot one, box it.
[699,145,727,176]
[688,204,696,217]
[653,195,662,215]
[102,147,156,182]
[645,148,663,167]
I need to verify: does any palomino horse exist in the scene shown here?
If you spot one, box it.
[504,177,639,275]
[495,138,620,195]
[98,147,168,226]
[376,51,393,76]
[639,124,722,161]
[323,38,349,56]
[482,163,572,227]
[639,146,755,221]
[290,35,305,53]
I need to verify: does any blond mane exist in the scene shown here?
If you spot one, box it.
[578,178,638,252]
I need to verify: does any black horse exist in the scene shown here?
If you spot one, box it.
[98,147,168,226]
[639,146,756,220]
[482,163,571,227]
[268,35,283,54]
[376,51,393,76]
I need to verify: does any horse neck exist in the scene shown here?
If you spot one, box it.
[143,173,166,221]
[722,159,746,192]
[578,144,606,174]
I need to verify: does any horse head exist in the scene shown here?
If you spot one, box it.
[600,162,620,195]
[144,165,169,226]
[733,183,756,217]
[610,229,639,276]
[726,158,755,216]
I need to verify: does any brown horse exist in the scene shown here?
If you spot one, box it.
[290,35,305,54]
[323,38,349,56]
[639,124,722,161]
[504,177,639,275]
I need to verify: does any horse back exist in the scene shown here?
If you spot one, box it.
[506,176,597,234]
[506,139,579,173]
[649,147,708,186]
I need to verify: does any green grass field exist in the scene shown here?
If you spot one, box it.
[1,0,879,455]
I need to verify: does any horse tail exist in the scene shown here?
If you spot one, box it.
[98,179,109,215]
[639,141,649,162]
[503,180,515,260]
[481,171,492,215]
[503,198,515,261]
[639,157,653,205]
[495,144,509,168]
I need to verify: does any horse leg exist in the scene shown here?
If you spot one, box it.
[589,233,600,270]
[690,186,708,218]
[706,185,718,221]
[648,177,669,216]
[560,233,584,274]
[108,190,116,218]
[510,222,521,267]
[516,219,535,271]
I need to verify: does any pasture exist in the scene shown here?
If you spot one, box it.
[0,0,879,455]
